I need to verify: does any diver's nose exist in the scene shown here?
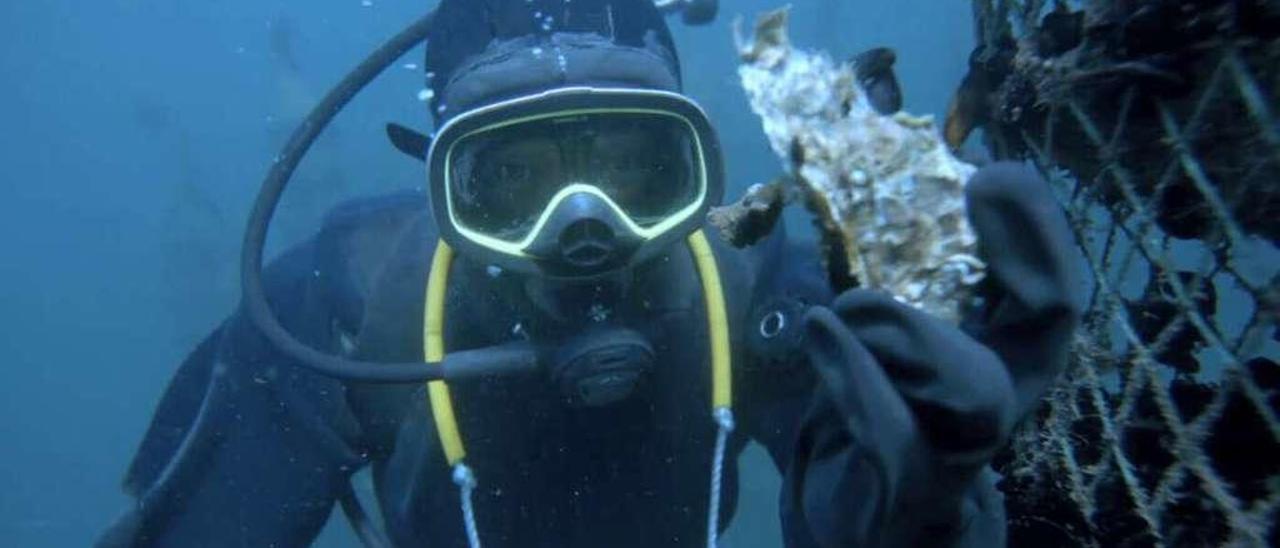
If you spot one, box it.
[559,218,616,268]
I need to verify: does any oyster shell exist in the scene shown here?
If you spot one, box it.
[733,7,983,320]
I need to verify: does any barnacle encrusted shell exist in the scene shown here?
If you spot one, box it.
[734,7,984,320]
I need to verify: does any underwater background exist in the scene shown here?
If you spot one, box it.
[0,1,972,546]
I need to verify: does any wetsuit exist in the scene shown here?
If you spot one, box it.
[99,162,1081,547]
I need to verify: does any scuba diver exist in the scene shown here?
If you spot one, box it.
[99,1,1081,547]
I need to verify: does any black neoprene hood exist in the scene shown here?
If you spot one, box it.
[423,0,683,123]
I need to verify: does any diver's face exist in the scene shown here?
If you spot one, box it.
[464,122,685,240]
[429,88,724,281]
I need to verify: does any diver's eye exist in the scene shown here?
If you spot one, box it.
[604,156,667,177]
[491,162,534,186]
[606,157,634,174]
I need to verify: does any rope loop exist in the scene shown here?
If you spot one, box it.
[452,463,482,548]
[706,407,735,548]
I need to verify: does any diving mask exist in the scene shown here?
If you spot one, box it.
[427,87,724,278]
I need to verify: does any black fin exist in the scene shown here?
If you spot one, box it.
[385,122,430,162]
[123,328,223,497]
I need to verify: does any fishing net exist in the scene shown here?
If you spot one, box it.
[957,1,1280,545]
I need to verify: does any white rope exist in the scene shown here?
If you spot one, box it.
[706,407,735,548]
[452,463,482,548]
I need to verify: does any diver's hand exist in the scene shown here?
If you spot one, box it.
[784,163,1082,547]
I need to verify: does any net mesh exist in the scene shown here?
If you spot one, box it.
[965,1,1280,546]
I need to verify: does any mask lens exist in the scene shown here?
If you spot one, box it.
[587,116,700,227]
[445,111,703,242]
[449,131,563,241]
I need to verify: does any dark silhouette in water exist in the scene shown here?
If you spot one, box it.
[268,15,302,74]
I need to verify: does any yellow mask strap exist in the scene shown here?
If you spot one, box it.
[421,229,733,465]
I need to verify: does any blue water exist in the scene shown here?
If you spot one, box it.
[0,1,972,545]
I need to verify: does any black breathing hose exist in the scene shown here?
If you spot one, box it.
[240,11,538,384]
[241,11,437,382]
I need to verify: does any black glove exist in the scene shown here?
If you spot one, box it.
[783,163,1082,547]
